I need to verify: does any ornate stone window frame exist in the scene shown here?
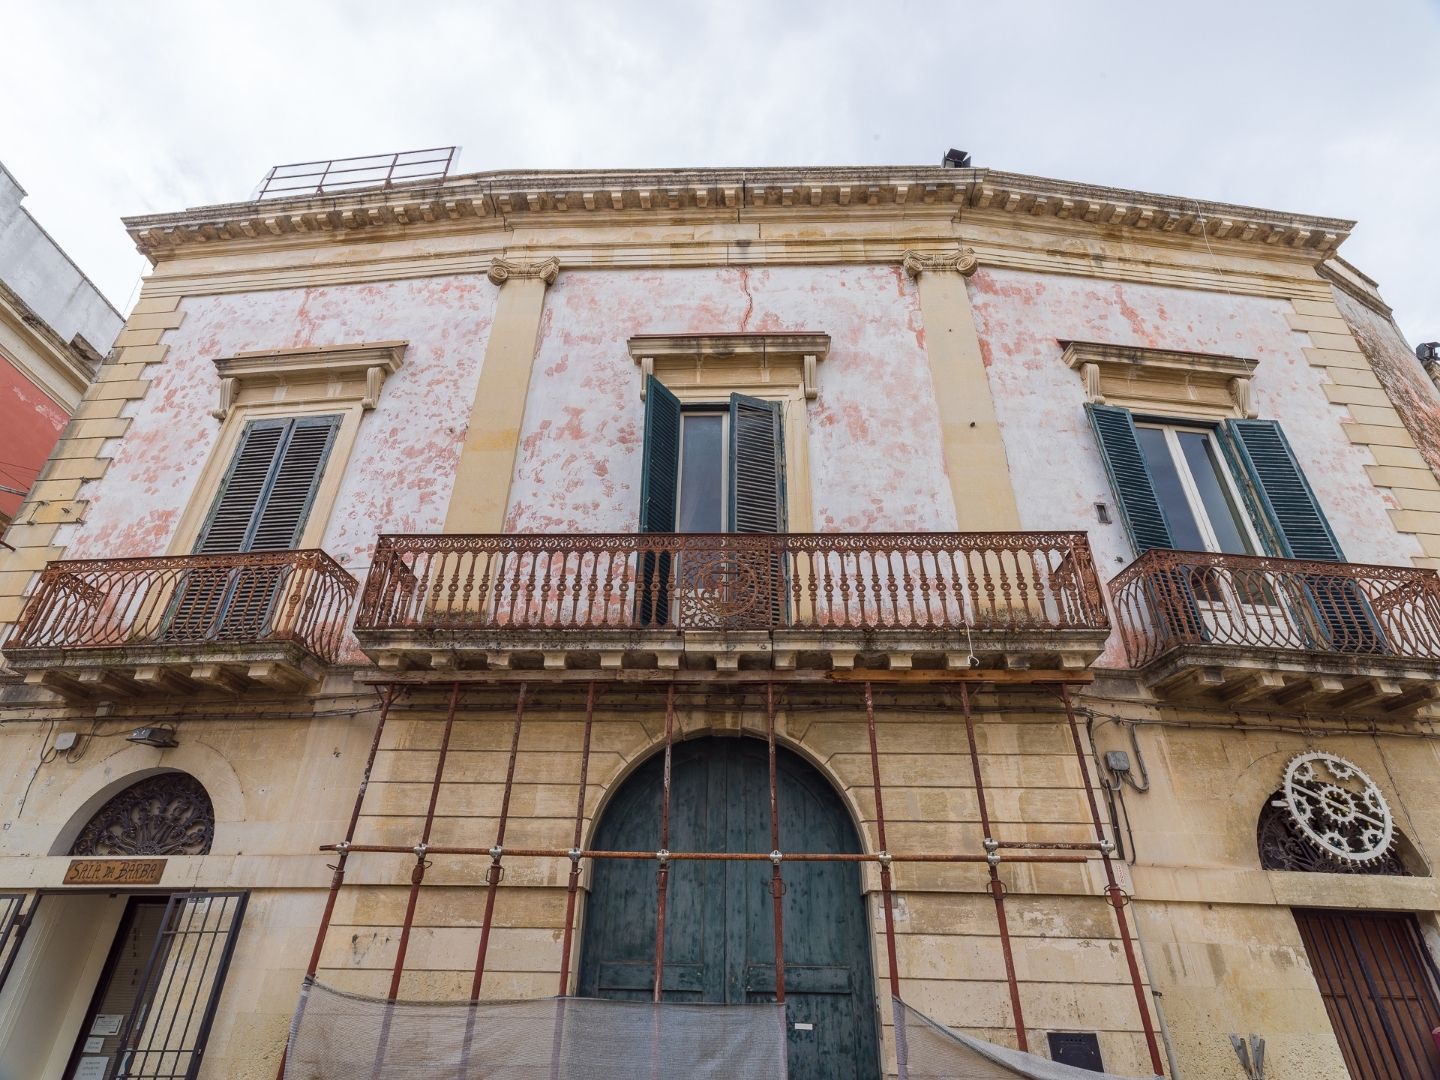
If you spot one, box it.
[1061,340,1258,421]
[169,341,405,555]
[211,340,406,421]
[628,332,829,402]
[627,331,829,533]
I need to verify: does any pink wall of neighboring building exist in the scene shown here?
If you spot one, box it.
[504,265,954,533]
[967,267,1421,580]
[0,354,68,521]
[62,276,498,570]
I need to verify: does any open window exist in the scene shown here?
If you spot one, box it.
[1089,404,1384,653]
[638,376,786,627]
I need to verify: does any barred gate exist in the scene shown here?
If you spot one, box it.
[116,891,248,1080]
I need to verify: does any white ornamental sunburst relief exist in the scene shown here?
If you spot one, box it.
[1275,752,1395,865]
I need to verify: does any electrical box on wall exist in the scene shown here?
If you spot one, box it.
[1048,1031,1104,1071]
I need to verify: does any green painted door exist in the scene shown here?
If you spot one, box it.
[577,736,880,1080]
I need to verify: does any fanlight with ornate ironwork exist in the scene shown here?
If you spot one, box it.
[70,772,215,857]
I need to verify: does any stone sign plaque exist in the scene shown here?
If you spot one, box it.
[63,858,167,886]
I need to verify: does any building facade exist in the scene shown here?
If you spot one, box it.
[1,161,1439,1080]
[0,161,122,530]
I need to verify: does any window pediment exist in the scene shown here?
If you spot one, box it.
[1062,340,1258,420]
[211,340,406,420]
[628,332,829,401]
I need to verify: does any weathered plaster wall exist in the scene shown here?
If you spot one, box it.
[967,267,1421,580]
[60,277,498,570]
[505,266,955,533]
[0,353,68,520]
[1333,287,1440,482]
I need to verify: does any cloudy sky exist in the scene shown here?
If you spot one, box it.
[3,1,1438,345]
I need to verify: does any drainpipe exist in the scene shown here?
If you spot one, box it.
[1131,914,1184,1080]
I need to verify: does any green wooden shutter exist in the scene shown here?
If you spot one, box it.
[728,393,786,533]
[637,378,681,626]
[247,417,340,551]
[1085,403,1175,553]
[1222,419,1344,561]
[196,420,287,554]
[639,376,681,533]
[196,416,340,553]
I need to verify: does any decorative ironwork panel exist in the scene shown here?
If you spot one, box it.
[71,774,215,858]
[1258,795,1406,876]
[1110,548,1440,667]
[4,549,356,663]
[355,531,1109,635]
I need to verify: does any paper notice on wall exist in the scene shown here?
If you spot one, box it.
[83,1037,104,1053]
[75,1058,109,1080]
[90,1014,123,1036]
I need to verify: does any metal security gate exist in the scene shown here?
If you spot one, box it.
[1294,909,1440,1079]
[115,891,248,1080]
[0,892,30,992]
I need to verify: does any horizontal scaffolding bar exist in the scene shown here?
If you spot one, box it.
[320,844,1089,864]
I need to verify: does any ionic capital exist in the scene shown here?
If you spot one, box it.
[487,256,560,287]
[902,246,979,279]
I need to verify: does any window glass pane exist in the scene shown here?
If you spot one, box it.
[1178,431,1256,555]
[1136,426,1206,551]
[677,414,724,532]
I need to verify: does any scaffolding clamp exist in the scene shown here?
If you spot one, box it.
[489,845,504,860]
[769,850,784,866]
[412,842,428,859]
[333,840,351,854]
[567,847,583,865]
[877,851,893,870]
[983,837,1002,868]
[1100,839,1117,855]
[656,848,671,866]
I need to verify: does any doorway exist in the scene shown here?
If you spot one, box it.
[1294,908,1440,1079]
[577,736,881,1080]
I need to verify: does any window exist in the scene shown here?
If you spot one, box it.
[197,415,341,554]
[1134,424,1258,556]
[640,377,785,535]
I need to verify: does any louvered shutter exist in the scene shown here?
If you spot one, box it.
[637,378,681,625]
[196,421,286,554]
[639,377,681,533]
[1086,404,1174,554]
[728,393,786,533]
[247,417,340,551]
[1222,419,1344,561]
[729,393,786,627]
[195,416,339,554]
[1222,420,1383,652]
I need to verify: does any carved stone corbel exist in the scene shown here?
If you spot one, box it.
[901,246,979,279]
[1229,376,1258,419]
[362,364,387,410]
[1080,362,1104,404]
[487,256,560,287]
[212,377,237,420]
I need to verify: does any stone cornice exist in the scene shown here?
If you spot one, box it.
[122,166,1355,262]
[211,340,406,419]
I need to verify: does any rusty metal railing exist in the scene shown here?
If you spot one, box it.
[355,532,1107,633]
[5,551,357,664]
[254,147,457,200]
[1109,549,1440,667]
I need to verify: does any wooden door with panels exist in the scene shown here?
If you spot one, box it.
[577,737,881,1080]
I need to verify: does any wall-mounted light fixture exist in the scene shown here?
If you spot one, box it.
[126,726,178,749]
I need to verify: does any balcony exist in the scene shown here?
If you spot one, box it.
[4,551,356,699]
[353,531,1109,673]
[1110,550,1440,713]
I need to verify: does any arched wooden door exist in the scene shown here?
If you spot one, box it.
[578,736,881,1080]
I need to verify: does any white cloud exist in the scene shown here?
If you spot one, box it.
[2,0,1436,344]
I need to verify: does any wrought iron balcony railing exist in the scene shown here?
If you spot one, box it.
[1110,549,1440,668]
[355,532,1107,635]
[6,550,357,665]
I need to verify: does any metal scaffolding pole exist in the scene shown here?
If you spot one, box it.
[1057,684,1166,1077]
[959,683,1028,1051]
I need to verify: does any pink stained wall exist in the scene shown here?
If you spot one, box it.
[504,265,954,534]
[0,353,69,521]
[967,267,1421,609]
[62,276,498,569]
